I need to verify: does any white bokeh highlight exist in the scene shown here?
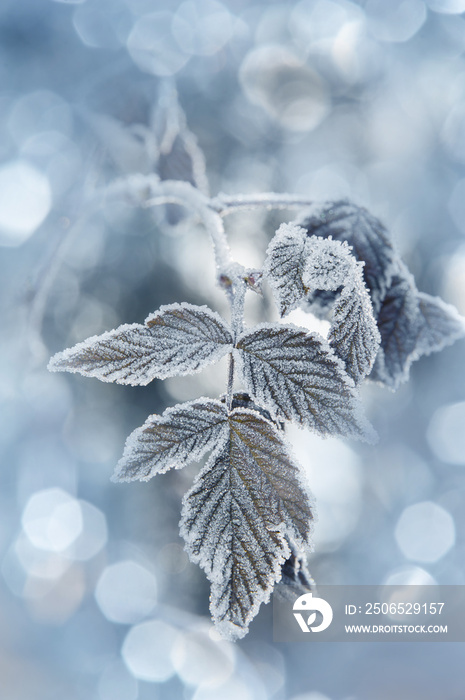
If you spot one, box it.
[171,1,234,56]
[427,401,465,466]
[22,488,83,553]
[383,564,437,586]
[0,160,51,245]
[426,0,465,13]
[395,501,455,563]
[287,427,362,551]
[122,620,178,682]
[95,560,157,624]
[171,626,235,688]
[127,12,189,76]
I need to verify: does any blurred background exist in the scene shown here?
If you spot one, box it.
[2,0,465,698]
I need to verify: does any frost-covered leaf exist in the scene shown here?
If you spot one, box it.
[48,303,232,386]
[297,200,397,312]
[369,268,420,389]
[157,131,208,193]
[265,230,380,383]
[180,408,313,639]
[303,236,353,292]
[303,237,380,383]
[415,292,465,356]
[371,272,465,389]
[263,223,309,315]
[151,84,209,224]
[236,323,375,441]
[113,399,228,482]
[275,546,315,602]
[328,282,380,385]
[152,85,208,185]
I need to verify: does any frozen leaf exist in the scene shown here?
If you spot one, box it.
[370,268,420,389]
[48,303,233,386]
[415,292,465,356]
[180,408,313,639]
[236,323,375,441]
[371,272,465,389]
[275,545,315,602]
[113,398,228,482]
[265,231,380,383]
[157,131,208,193]
[263,223,309,315]
[297,201,397,312]
[303,236,353,292]
[303,237,380,383]
[328,280,380,385]
[304,289,339,320]
[153,85,208,185]
[151,83,209,224]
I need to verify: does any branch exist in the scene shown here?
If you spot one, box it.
[209,192,315,216]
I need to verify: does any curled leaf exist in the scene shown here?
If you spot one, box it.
[263,223,309,315]
[296,201,397,312]
[264,226,380,383]
[370,268,421,388]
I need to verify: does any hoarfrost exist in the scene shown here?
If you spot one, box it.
[264,228,380,383]
[236,323,376,442]
[275,545,316,602]
[416,292,465,356]
[370,267,422,388]
[263,223,309,316]
[48,303,233,385]
[296,200,397,312]
[328,275,380,385]
[371,266,465,389]
[113,398,228,482]
[303,236,353,291]
[304,237,380,383]
[180,408,313,639]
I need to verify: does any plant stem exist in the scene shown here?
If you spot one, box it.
[141,179,236,276]
[209,192,315,216]
[226,353,235,410]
